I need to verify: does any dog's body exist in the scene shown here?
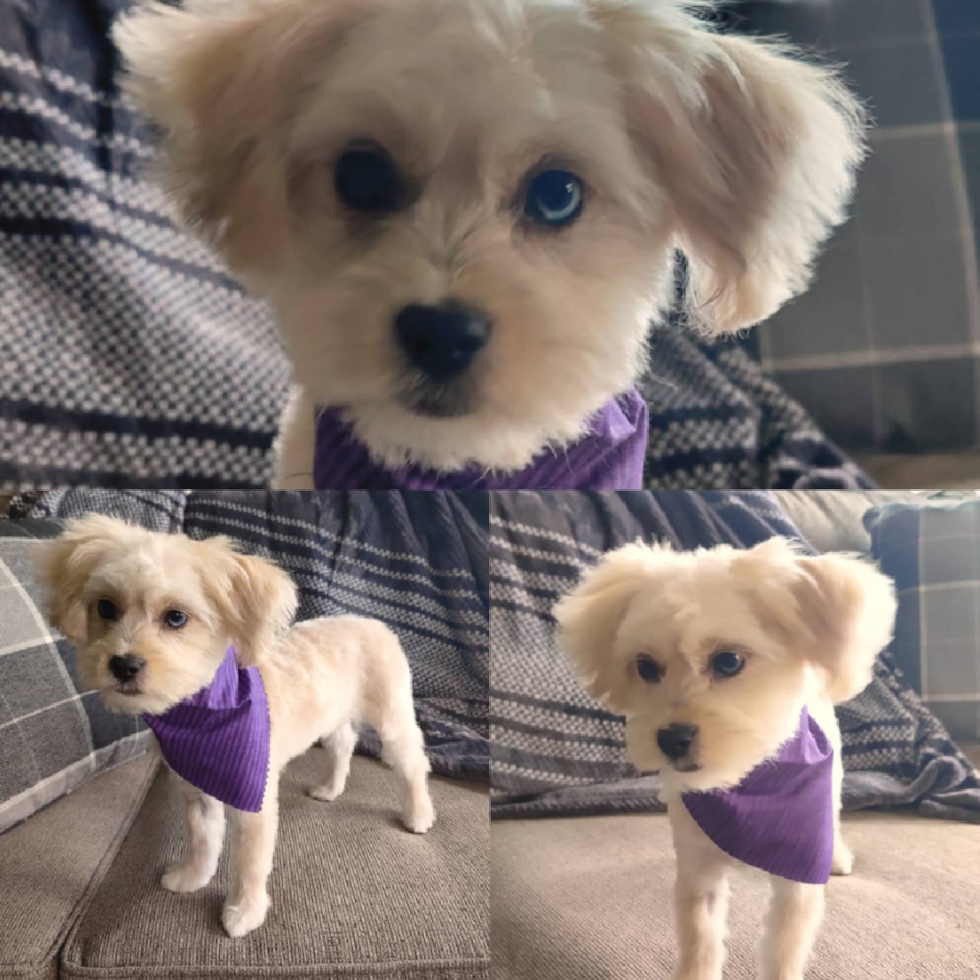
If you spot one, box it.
[555,537,897,980]
[34,517,434,938]
[114,0,866,489]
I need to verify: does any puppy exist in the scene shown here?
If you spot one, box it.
[34,515,435,938]
[113,0,866,489]
[554,537,896,980]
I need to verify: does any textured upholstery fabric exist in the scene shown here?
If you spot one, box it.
[868,497,980,743]
[62,754,490,980]
[0,521,151,833]
[772,489,923,554]
[491,810,980,980]
[0,754,158,980]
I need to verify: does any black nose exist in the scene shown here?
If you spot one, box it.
[394,302,492,381]
[657,724,698,760]
[109,655,145,682]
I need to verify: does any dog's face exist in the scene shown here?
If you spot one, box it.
[554,538,896,792]
[33,516,298,716]
[116,0,865,471]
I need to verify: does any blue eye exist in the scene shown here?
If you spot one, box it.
[636,655,662,683]
[164,610,188,629]
[711,651,745,678]
[524,170,585,227]
[334,147,403,212]
[97,598,117,621]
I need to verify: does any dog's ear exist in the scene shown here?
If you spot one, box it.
[113,0,361,276]
[554,542,665,713]
[33,516,134,643]
[198,538,299,667]
[734,538,896,702]
[591,2,867,331]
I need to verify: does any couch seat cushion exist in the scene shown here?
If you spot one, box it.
[0,755,158,980]
[63,754,489,980]
[492,810,980,979]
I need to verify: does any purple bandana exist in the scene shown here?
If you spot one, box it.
[681,707,835,885]
[312,388,648,489]
[143,646,271,813]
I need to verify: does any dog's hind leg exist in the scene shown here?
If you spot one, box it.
[309,722,357,802]
[161,779,226,893]
[381,719,435,834]
[368,688,435,834]
[759,877,825,980]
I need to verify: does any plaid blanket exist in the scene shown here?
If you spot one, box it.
[0,0,870,492]
[490,490,980,822]
[6,490,489,802]
[747,1,980,457]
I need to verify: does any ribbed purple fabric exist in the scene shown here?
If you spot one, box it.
[143,646,270,813]
[681,707,835,885]
[312,388,649,489]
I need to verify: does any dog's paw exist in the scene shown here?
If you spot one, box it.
[161,863,215,893]
[221,891,270,938]
[402,796,435,834]
[831,843,854,876]
[308,782,345,802]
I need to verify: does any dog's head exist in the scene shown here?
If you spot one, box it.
[33,516,298,715]
[554,537,895,792]
[116,0,865,472]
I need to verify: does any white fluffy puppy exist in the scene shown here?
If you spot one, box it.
[113,0,866,486]
[35,515,434,938]
[554,537,896,980]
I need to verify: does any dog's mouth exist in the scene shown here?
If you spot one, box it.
[111,681,143,698]
[399,377,476,420]
[671,760,702,773]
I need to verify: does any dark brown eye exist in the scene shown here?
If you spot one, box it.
[636,655,662,683]
[97,598,117,621]
[164,610,188,629]
[711,650,745,678]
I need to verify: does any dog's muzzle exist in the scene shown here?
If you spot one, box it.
[395,300,492,416]
[657,723,699,767]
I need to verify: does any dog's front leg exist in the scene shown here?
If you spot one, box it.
[671,816,731,980]
[758,878,825,980]
[222,791,278,938]
[161,780,225,893]
[272,385,316,490]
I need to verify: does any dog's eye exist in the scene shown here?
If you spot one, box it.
[334,147,403,213]
[524,170,585,228]
[711,651,745,678]
[97,598,117,621]
[636,655,662,683]
[163,610,188,630]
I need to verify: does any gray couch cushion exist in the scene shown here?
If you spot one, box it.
[62,754,489,980]
[492,811,980,980]
[0,522,151,834]
[0,754,158,980]
[773,490,922,554]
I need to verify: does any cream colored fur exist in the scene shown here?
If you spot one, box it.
[554,537,896,980]
[34,516,434,938]
[113,0,866,483]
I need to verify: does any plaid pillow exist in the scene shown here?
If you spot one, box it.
[868,498,980,743]
[0,519,150,835]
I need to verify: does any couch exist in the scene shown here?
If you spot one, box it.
[0,491,490,980]
[490,490,980,979]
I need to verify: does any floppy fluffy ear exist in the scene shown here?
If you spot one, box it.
[114,0,362,275]
[197,538,299,667]
[32,515,136,643]
[734,538,896,703]
[592,1,867,331]
[553,541,664,713]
